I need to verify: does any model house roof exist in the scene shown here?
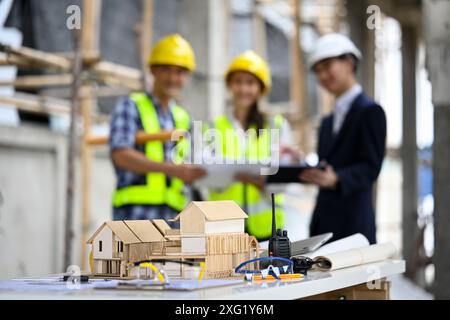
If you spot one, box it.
[87,220,166,244]
[172,201,248,222]
[152,219,171,235]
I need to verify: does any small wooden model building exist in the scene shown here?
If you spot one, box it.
[87,201,260,279]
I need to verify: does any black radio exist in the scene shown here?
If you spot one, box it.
[268,193,291,263]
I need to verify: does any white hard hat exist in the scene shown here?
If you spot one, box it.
[308,33,362,69]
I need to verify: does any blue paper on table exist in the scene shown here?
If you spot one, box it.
[93,279,244,291]
[0,280,98,292]
[166,279,243,291]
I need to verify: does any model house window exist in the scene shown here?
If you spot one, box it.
[118,241,123,253]
[99,240,103,252]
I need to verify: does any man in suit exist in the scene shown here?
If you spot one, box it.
[299,34,386,244]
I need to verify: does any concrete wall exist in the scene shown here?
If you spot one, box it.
[177,0,227,121]
[0,124,114,279]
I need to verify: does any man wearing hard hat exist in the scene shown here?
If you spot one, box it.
[299,34,387,244]
[109,34,206,221]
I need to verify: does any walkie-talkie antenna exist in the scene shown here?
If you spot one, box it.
[268,193,291,262]
[271,193,276,237]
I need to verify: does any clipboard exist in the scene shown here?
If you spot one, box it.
[266,164,325,184]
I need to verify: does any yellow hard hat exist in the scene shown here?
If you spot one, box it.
[225,50,271,94]
[148,34,196,71]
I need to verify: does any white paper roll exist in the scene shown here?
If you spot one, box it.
[313,242,397,271]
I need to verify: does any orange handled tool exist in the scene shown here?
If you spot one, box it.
[85,129,186,146]
[252,273,303,281]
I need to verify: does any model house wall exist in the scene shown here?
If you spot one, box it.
[92,226,113,260]
[179,206,205,235]
[204,219,244,234]
[129,242,165,262]
[181,237,206,254]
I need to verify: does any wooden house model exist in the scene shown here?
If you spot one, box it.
[87,201,259,279]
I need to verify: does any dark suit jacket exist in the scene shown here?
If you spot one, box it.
[309,92,387,244]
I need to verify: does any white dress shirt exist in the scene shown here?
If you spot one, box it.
[333,84,363,134]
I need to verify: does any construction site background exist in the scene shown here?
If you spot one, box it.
[0,0,448,299]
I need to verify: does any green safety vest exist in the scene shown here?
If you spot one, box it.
[113,92,190,211]
[208,115,285,241]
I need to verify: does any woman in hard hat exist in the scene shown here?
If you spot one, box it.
[207,51,298,241]
[109,34,206,222]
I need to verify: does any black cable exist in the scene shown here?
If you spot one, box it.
[134,259,201,267]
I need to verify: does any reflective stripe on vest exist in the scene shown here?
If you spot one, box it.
[113,93,190,211]
[208,115,285,240]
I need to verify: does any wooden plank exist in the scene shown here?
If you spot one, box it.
[92,61,144,90]
[93,61,142,81]
[0,55,37,68]
[0,46,143,90]
[0,92,109,124]
[0,44,72,71]
[94,73,143,91]
[140,0,154,89]
[80,85,95,269]
[0,92,70,116]
[0,74,73,88]
[40,86,131,99]
[80,0,102,270]
[253,4,267,59]
[64,30,83,270]
[289,0,311,153]
[141,0,154,64]
[81,0,102,64]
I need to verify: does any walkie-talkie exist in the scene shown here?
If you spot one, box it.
[268,193,291,262]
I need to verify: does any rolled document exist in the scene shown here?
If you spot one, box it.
[313,242,397,271]
[305,233,370,258]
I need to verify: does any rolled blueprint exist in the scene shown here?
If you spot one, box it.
[313,242,397,271]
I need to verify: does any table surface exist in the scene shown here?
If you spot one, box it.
[0,259,405,300]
